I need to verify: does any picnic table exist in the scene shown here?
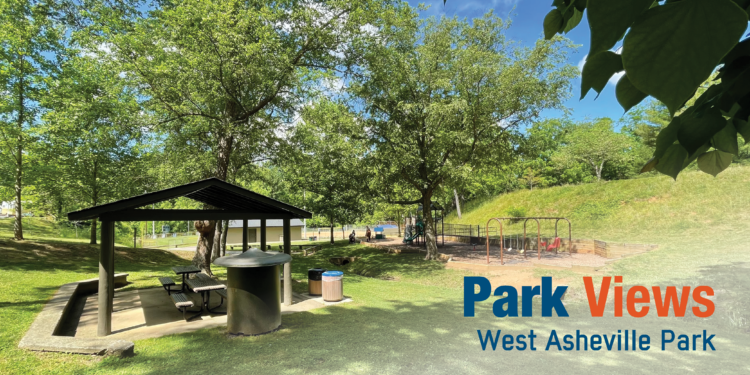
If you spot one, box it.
[171,265,200,292]
[184,274,227,320]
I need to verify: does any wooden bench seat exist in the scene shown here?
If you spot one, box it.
[159,277,176,294]
[170,293,195,321]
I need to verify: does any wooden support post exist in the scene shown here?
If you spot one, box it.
[283,218,292,306]
[260,219,267,251]
[98,220,115,336]
[242,219,248,253]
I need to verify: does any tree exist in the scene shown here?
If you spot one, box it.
[0,0,64,240]
[351,12,577,260]
[552,118,634,181]
[284,99,368,244]
[39,54,146,244]
[517,118,573,187]
[95,0,398,272]
[542,0,750,179]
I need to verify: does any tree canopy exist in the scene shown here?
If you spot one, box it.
[543,0,750,179]
[351,11,577,259]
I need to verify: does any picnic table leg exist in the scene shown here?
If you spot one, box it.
[207,291,227,315]
[186,294,205,321]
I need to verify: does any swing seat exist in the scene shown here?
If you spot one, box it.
[540,237,561,252]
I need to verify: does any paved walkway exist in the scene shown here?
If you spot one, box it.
[74,287,351,341]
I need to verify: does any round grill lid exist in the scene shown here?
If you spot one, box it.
[213,247,291,268]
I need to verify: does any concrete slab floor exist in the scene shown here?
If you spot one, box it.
[73,287,352,341]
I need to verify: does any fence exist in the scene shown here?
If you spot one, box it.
[445,235,657,259]
[438,223,499,239]
[140,232,199,249]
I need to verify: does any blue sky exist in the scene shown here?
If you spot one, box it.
[407,0,631,122]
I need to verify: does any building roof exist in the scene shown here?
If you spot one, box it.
[228,219,304,228]
[67,178,312,222]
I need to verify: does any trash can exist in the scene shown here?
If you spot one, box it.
[308,268,327,296]
[322,270,344,302]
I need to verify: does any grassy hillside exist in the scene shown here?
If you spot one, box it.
[446,165,750,243]
[0,218,136,246]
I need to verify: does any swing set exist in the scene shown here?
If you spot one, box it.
[484,217,572,265]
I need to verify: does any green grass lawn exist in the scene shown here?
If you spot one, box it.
[447,165,750,243]
[2,235,750,374]
[3,167,750,374]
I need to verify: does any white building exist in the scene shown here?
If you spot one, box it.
[225,219,305,244]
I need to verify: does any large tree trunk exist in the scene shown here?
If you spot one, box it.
[193,220,216,275]
[329,220,334,245]
[220,219,229,256]
[211,219,224,262]
[397,210,402,237]
[89,170,98,245]
[199,133,233,265]
[13,64,24,241]
[453,189,462,219]
[422,192,438,260]
[13,143,23,240]
[90,218,98,245]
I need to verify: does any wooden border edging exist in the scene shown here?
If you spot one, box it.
[18,274,134,357]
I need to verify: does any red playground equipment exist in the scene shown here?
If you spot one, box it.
[541,237,561,252]
[484,217,572,265]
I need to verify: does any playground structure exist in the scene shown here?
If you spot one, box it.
[402,202,445,247]
[485,217,572,265]
[402,220,424,244]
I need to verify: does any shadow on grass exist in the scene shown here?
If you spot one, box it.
[0,239,194,274]
[289,244,449,282]
[94,287,750,375]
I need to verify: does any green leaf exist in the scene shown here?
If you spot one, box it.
[544,9,564,40]
[697,150,734,176]
[640,157,658,173]
[655,144,688,180]
[580,51,624,99]
[711,121,739,156]
[733,118,750,143]
[654,116,680,159]
[574,0,587,12]
[676,108,727,154]
[587,0,654,56]
[683,143,710,169]
[615,74,647,112]
[563,8,584,33]
[622,0,748,115]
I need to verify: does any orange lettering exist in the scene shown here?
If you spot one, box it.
[626,286,650,317]
[692,286,715,318]
[652,286,690,317]
[583,277,610,317]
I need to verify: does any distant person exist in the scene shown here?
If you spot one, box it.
[366,226,372,242]
[349,230,356,244]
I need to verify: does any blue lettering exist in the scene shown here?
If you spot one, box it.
[541,277,568,317]
[464,277,491,317]
[545,330,562,351]
[493,286,518,317]
[661,330,675,350]
[477,330,501,350]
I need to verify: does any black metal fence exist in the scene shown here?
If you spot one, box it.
[438,223,499,239]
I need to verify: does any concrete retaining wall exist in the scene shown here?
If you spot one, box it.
[18,275,134,357]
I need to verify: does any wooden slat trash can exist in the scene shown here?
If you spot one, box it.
[322,271,344,302]
[308,268,326,296]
